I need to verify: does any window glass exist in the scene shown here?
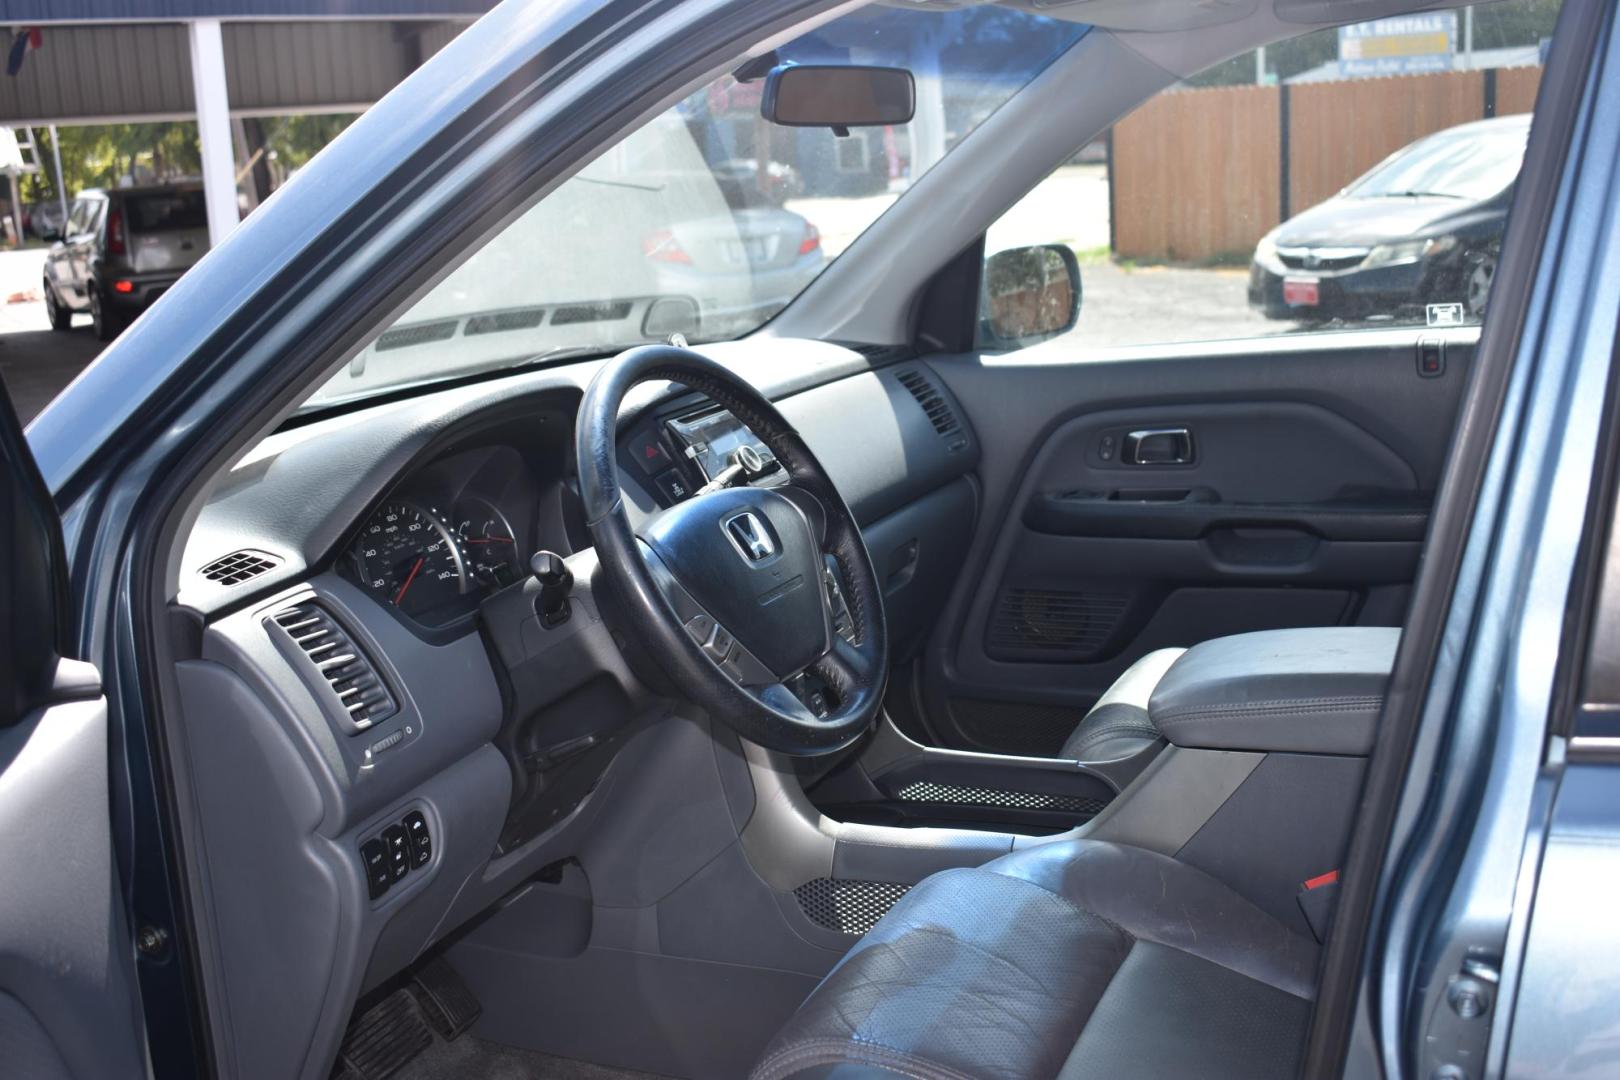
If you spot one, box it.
[126,191,208,233]
[980,0,1561,351]
[307,5,1086,409]
[65,199,90,237]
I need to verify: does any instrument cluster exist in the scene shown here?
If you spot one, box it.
[343,442,558,627]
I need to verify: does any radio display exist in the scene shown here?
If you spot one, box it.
[666,409,772,481]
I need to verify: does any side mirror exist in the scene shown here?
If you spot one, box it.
[760,65,915,134]
[980,245,1081,348]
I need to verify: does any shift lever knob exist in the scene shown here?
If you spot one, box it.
[530,550,573,626]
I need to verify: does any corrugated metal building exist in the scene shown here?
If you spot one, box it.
[0,2,498,240]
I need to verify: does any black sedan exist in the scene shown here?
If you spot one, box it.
[1249,114,1530,324]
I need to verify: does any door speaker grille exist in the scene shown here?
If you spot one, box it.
[987,587,1128,660]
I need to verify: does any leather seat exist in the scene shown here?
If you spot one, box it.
[753,839,1317,1080]
[1059,648,1184,760]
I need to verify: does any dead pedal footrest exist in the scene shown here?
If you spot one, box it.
[410,955,482,1041]
[333,988,431,1080]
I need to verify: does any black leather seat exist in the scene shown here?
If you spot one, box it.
[1059,648,1184,760]
[752,839,1318,1080]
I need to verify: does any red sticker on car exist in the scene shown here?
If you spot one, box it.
[1283,278,1320,307]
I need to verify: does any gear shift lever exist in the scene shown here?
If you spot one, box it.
[530,550,573,627]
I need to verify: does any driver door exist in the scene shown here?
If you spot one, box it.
[0,388,147,1076]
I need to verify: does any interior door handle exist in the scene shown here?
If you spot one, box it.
[1123,427,1194,465]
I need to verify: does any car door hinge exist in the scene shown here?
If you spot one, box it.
[1422,957,1500,1080]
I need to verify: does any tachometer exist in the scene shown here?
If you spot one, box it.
[352,501,468,616]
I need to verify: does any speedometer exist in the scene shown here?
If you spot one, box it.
[352,501,469,617]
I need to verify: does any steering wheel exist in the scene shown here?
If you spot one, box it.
[576,346,888,755]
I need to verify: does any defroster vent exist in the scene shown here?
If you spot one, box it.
[895,367,961,437]
[271,603,396,731]
[199,549,279,585]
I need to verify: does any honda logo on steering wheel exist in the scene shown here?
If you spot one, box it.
[723,511,775,562]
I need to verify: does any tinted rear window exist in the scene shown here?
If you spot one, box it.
[126,192,207,232]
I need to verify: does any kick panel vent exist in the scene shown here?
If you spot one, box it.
[199,549,279,585]
[271,603,396,731]
[793,878,912,935]
[894,367,961,437]
[987,587,1127,661]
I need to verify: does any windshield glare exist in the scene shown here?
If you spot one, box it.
[1347,125,1528,201]
[305,5,1085,408]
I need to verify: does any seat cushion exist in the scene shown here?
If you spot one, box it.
[1059,648,1184,760]
[751,840,1318,1080]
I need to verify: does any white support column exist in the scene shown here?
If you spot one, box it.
[188,18,238,246]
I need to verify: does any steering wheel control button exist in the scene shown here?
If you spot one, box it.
[684,613,715,645]
[705,624,735,663]
[403,811,432,868]
[652,468,693,504]
[361,839,390,899]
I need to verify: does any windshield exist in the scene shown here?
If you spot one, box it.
[1346,121,1528,201]
[305,5,1086,408]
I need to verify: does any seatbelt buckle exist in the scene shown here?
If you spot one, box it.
[1296,870,1340,943]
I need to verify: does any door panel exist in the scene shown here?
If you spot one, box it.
[917,332,1471,755]
[1,380,146,1075]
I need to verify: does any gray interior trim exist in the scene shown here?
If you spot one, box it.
[1052,745,1265,855]
[0,683,146,1080]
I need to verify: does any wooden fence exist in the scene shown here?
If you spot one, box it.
[1112,65,1543,263]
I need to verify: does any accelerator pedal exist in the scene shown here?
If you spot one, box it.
[332,988,431,1080]
[409,955,483,1041]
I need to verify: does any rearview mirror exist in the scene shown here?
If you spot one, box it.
[761,65,915,134]
[980,245,1082,348]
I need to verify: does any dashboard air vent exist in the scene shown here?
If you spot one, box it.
[895,367,961,437]
[271,603,396,731]
[199,549,280,585]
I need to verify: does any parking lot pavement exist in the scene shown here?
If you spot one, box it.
[0,248,105,426]
[1073,260,1309,348]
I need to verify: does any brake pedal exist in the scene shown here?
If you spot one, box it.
[333,988,431,1080]
[410,955,482,1041]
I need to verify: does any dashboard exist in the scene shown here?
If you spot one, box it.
[170,340,982,1080]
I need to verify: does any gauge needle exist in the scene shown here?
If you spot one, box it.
[394,557,424,606]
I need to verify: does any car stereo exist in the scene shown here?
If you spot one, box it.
[666,408,776,481]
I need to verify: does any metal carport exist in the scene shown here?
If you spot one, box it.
[0,2,495,243]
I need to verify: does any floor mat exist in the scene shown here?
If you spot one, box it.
[389,1032,670,1080]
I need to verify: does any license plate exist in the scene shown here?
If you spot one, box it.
[725,238,771,265]
[1283,278,1320,307]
